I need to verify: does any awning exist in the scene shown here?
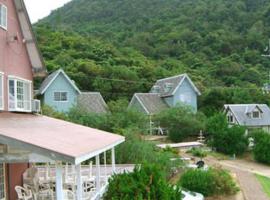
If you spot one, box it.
[0,113,125,164]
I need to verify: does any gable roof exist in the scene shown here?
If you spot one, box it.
[14,0,46,77]
[151,74,201,97]
[38,69,81,95]
[77,92,108,114]
[224,104,270,126]
[130,93,169,115]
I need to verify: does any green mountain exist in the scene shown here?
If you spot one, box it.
[35,0,270,110]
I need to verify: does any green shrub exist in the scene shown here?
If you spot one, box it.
[155,105,205,142]
[116,129,182,178]
[42,105,68,120]
[179,168,238,196]
[251,130,270,165]
[187,148,207,158]
[206,113,248,155]
[104,164,182,200]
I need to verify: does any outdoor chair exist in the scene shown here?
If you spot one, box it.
[63,190,76,200]
[82,162,96,184]
[15,186,33,200]
[23,167,39,193]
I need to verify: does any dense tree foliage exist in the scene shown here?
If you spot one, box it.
[251,130,270,165]
[206,113,248,155]
[35,0,270,106]
[155,105,205,142]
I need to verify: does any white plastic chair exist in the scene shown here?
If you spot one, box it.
[15,186,33,200]
[63,190,76,200]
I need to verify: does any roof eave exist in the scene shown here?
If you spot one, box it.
[14,0,47,77]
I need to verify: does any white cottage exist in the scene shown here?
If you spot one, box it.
[224,104,270,133]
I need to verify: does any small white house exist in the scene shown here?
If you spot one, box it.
[224,104,270,133]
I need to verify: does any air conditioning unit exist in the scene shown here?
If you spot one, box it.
[32,99,41,113]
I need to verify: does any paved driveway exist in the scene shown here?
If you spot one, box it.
[204,156,270,200]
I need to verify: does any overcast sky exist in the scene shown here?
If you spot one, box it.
[24,0,72,23]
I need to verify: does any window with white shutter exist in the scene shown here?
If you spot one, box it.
[8,77,32,112]
[0,4,7,30]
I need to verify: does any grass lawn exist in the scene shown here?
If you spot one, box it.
[255,174,270,198]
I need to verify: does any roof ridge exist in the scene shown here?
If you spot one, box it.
[156,74,186,82]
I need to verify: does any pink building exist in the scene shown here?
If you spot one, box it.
[0,1,125,199]
[0,0,46,199]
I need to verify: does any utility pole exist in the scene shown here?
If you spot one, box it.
[261,40,270,94]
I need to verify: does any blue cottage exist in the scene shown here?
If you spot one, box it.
[37,69,81,112]
[129,74,201,114]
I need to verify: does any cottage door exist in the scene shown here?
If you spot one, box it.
[0,165,5,200]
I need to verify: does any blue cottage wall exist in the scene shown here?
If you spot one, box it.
[43,73,78,112]
[164,78,198,112]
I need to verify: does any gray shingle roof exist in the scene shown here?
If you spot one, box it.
[224,104,270,126]
[38,70,59,94]
[38,69,81,95]
[150,74,200,97]
[134,93,169,114]
[77,92,108,114]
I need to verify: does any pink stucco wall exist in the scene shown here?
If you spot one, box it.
[0,0,33,111]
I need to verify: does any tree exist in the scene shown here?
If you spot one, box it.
[206,113,248,155]
[251,130,270,165]
[104,163,182,200]
[155,105,205,142]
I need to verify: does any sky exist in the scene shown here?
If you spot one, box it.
[24,0,72,23]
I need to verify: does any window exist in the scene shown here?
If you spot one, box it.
[0,4,7,30]
[227,115,234,123]
[0,165,5,200]
[54,92,68,102]
[0,73,3,110]
[252,111,260,118]
[9,78,31,112]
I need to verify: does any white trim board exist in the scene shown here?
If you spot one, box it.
[39,69,81,95]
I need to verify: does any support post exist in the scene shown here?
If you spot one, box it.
[96,154,101,192]
[55,162,63,200]
[104,151,107,182]
[111,148,116,173]
[76,164,82,200]
[149,115,152,135]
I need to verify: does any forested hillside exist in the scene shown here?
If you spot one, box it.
[35,0,270,113]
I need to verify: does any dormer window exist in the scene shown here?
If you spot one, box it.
[0,4,7,30]
[152,85,161,93]
[0,73,3,110]
[164,83,173,93]
[8,77,31,112]
[252,111,260,118]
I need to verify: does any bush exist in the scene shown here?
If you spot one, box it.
[155,105,205,142]
[251,130,270,165]
[104,163,182,200]
[187,148,207,158]
[206,113,248,155]
[179,168,238,196]
[116,129,182,178]
[68,107,111,131]
[42,105,68,120]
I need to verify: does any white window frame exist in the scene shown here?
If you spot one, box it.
[227,114,234,123]
[8,76,32,112]
[0,4,7,30]
[0,164,6,200]
[0,72,3,110]
[53,91,68,102]
[252,111,260,119]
